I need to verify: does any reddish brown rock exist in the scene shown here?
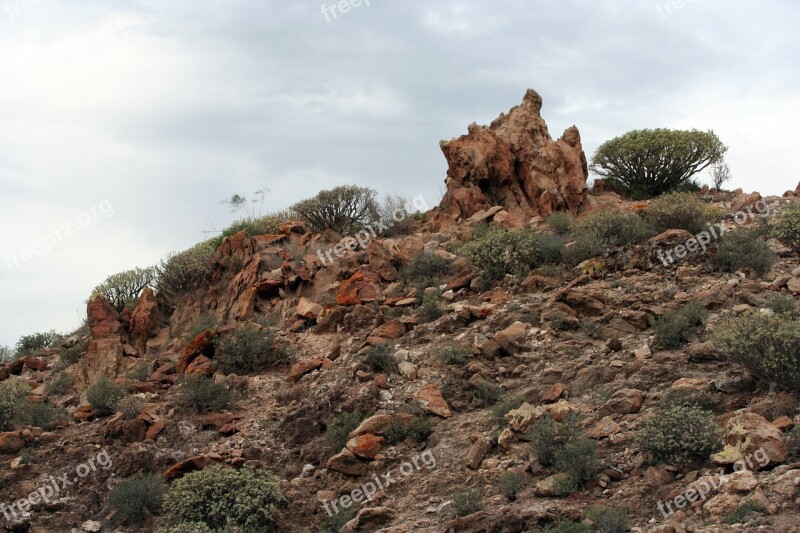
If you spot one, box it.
[0,432,25,455]
[346,433,385,459]
[87,294,122,338]
[103,417,148,444]
[371,320,406,340]
[436,89,588,225]
[130,287,161,351]
[466,437,492,470]
[22,356,48,371]
[0,359,25,381]
[178,330,217,374]
[163,456,214,480]
[336,270,383,306]
[296,298,324,320]
[145,419,166,440]
[416,383,452,418]
[73,405,95,422]
[287,358,324,383]
[541,383,568,403]
[711,412,788,468]
[349,413,415,438]
[326,448,369,476]
[185,355,215,377]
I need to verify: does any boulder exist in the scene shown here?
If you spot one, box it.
[296,298,324,320]
[346,434,384,459]
[327,448,369,476]
[415,383,452,418]
[336,271,383,306]
[288,358,324,383]
[0,432,25,455]
[436,89,588,225]
[711,412,788,468]
[130,287,161,351]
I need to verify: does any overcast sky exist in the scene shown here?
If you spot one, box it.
[1,0,798,347]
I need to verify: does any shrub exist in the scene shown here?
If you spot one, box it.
[163,465,284,531]
[212,208,297,248]
[590,128,727,198]
[541,521,590,533]
[461,227,565,282]
[492,396,525,423]
[15,330,62,356]
[764,294,797,315]
[587,506,630,533]
[787,426,800,460]
[498,472,525,501]
[384,415,433,444]
[546,212,575,236]
[378,193,416,236]
[45,372,73,396]
[419,291,444,323]
[771,201,800,252]
[400,252,453,291]
[711,161,732,191]
[16,401,64,430]
[637,404,722,463]
[715,229,774,277]
[562,233,605,266]
[527,414,583,467]
[324,411,364,450]
[292,185,379,234]
[108,474,164,524]
[154,243,215,306]
[472,381,503,406]
[579,318,602,339]
[449,489,483,518]
[553,437,601,491]
[572,210,654,247]
[58,338,88,368]
[723,498,764,525]
[660,389,719,413]
[318,508,356,533]
[94,267,156,311]
[164,522,215,533]
[118,396,145,420]
[653,302,708,349]
[177,375,235,413]
[363,344,398,374]
[711,311,800,390]
[437,344,471,365]
[0,380,30,431]
[187,313,218,340]
[86,376,127,417]
[646,192,709,234]
[0,345,15,363]
[125,364,152,382]
[214,325,288,374]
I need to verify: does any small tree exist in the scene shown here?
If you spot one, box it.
[0,346,15,364]
[590,129,727,198]
[291,185,379,234]
[711,161,732,191]
[94,267,156,311]
[221,187,269,221]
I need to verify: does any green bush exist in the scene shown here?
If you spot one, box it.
[125,364,152,382]
[590,128,727,198]
[292,185,379,234]
[15,330,63,356]
[164,522,215,533]
[711,311,800,390]
[108,473,164,524]
[660,389,719,413]
[787,426,800,460]
[0,380,30,431]
[318,508,356,533]
[86,376,127,417]
[363,344,398,374]
[723,499,764,525]
[384,415,433,444]
[177,375,235,413]
[163,465,284,531]
[0,345,15,363]
[637,405,722,463]
[498,472,525,501]
[94,267,156,311]
[572,209,654,247]
[764,294,797,315]
[646,192,709,234]
[154,243,216,306]
[587,506,630,533]
[492,396,525,423]
[653,301,708,349]
[527,414,583,467]
[771,201,800,252]
[45,372,73,396]
[579,318,602,339]
[562,233,605,266]
[461,227,565,282]
[118,396,145,420]
[553,437,601,492]
[16,401,65,430]
[378,194,417,237]
[436,344,471,365]
[324,411,364,450]
[212,208,297,248]
[715,229,774,277]
[449,489,483,518]
[187,313,218,340]
[419,291,444,323]
[58,338,88,368]
[472,381,503,406]
[546,212,575,236]
[214,325,288,374]
[400,252,453,291]
[541,520,590,533]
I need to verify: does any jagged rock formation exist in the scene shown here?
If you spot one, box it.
[436,89,588,228]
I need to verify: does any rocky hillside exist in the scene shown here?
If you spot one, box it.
[2,90,800,533]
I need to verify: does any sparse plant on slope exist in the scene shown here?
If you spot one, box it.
[571,209,654,248]
[108,473,164,524]
[94,266,156,311]
[214,324,289,374]
[292,185,379,234]
[154,243,216,306]
[324,411,364,450]
[546,212,575,235]
[715,229,774,277]
[400,251,453,291]
[177,375,235,413]
[771,201,800,252]
[86,376,127,416]
[711,161,732,191]
[0,345,15,363]
[15,330,63,356]
[637,404,722,464]
[646,192,709,234]
[460,227,565,283]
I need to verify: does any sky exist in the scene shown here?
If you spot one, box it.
[1,0,798,347]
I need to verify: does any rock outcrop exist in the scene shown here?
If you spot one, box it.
[436,89,588,228]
